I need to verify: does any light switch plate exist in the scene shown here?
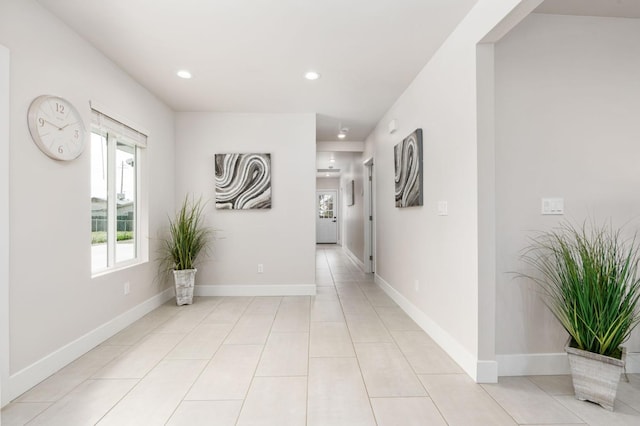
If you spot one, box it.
[541,198,564,215]
[437,201,448,216]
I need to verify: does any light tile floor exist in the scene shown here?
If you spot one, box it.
[2,245,640,425]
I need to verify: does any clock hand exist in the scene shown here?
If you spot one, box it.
[41,118,64,131]
[59,122,77,130]
[42,118,71,131]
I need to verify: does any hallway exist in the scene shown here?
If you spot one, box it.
[2,245,639,425]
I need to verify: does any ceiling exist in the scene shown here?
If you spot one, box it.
[535,0,640,18]
[37,0,638,178]
[36,0,478,142]
[316,152,358,179]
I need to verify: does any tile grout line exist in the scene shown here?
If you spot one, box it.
[307,245,340,425]
[165,296,253,425]
[233,295,283,425]
[19,246,636,425]
[342,245,453,425]
[305,257,316,426]
[352,265,477,426]
[96,297,226,425]
[29,303,196,425]
[20,302,183,413]
[328,246,380,426]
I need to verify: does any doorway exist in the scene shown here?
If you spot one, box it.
[316,190,338,244]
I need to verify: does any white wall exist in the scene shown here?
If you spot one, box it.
[175,113,316,294]
[494,14,640,367]
[363,0,533,381]
[316,177,339,190]
[341,155,365,264]
[0,0,176,401]
[1,44,10,406]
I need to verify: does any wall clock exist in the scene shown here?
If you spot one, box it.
[27,95,87,161]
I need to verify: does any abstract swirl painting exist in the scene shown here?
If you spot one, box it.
[215,153,271,209]
[394,129,423,208]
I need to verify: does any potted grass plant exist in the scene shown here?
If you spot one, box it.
[520,220,640,410]
[160,195,211,306]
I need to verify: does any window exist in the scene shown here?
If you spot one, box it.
[90,108,146,274]
[318,193,334,219]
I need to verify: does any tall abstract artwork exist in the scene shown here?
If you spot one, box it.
[215,153,271,209]
[394,129,423,208]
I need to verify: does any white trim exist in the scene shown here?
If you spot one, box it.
[374,274,497,383]
[6,288,173,403]
[480,0,544,43]
[476,42,498,375]
[497,351,640,376]
[0,44,10,407]
[195,284,316,297]
[477,360,499,383]
[343,246,365,271]
[497,352,570,376]
[363,158,375,274]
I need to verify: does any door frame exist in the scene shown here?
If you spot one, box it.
[363,157,375,273]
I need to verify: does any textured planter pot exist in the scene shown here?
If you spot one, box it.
[565,344,625,411]
[173,268,197,306]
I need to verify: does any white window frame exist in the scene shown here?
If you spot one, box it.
[90,102,148,276]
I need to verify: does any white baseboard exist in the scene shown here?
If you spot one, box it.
[7,288,173,403]
[195,284,316,297]
[497,350,640,376]
[343,247,365,271]
[374,274,497,383]
[496,352,570,376]
[476,360,499,383]
[372,274,640,380]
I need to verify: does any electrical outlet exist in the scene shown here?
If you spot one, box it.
[257,264,264,273]
[124,281,130,295]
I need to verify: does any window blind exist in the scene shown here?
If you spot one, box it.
[90,106,147,148]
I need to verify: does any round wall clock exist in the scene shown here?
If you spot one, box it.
[27,95,87,161]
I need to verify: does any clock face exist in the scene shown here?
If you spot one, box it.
[27,95,87,161]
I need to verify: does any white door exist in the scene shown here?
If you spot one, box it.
[316,190,338,243]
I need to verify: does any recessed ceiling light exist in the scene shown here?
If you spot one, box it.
[337,126,349,139]
[177,70,192,79]
[305,71,320,80]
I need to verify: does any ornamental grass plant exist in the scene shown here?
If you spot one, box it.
[161,195,211,271]
[521,220,640,359]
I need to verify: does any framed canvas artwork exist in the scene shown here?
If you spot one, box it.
[215,153,271,209]
[348,179,355,206]
[394,129,423,208]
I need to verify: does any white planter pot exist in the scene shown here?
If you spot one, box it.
[565,344,625,411]
[173,268,197,306]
